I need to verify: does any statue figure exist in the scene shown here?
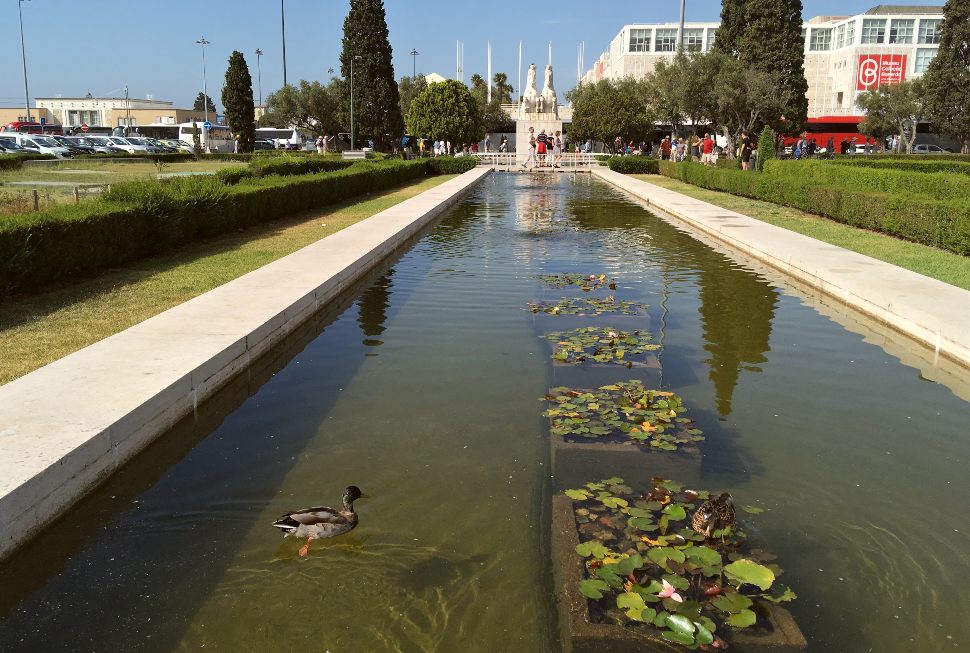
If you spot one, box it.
[537,94,544,113]
[521,63,539,114]
[541,64,558,116]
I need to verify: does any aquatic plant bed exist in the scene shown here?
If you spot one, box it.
[537,273,618,292]
[543,382,702,451]
[526,297,646,316]
[544,328,660,367]
[552,478,806,652]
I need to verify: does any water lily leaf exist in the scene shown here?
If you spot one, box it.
[761,584,797,604]
[601,496,629,509]
[685,546,722,567]
[575,541,608,559]
[742,505,764,514]
[640,607,658,623]
[662,574,690,591]
[595,565,625,588]
[615,554,644,575]
[653,611,670,628]
[579,579,610,599]
[565,489,591,501]
[665,614,696,638]
[712,592,754,614]
[726,608,758,628]
[628,517,657,530]
[694,621,715,645]
[662,504,687,520]
[660,630,695,646]
[724,559,776,591]
[617,592,649,621]
[647,547,685,566]
[675,600,702,620]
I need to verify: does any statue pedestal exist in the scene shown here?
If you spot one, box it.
[515,113,565,154]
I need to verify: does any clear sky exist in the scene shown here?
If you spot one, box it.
[0,0,937,110]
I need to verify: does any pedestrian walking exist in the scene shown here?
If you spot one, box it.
[484,133,491,153]
[739,131,753,171]
[660,137,671,161]
[233,137,241,154]
[553,130,563,169]
[315,135,325,155]
[690,133,702,162]
[701,133,715,164]
[522,127,537,169]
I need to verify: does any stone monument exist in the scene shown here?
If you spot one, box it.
[516,63,565,157]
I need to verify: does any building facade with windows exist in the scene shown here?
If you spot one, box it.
[581,5,943,119]
[0,96,213,130]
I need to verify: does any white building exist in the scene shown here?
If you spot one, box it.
[582,5,944,119]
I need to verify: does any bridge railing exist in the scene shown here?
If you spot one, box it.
[467,152,597,171]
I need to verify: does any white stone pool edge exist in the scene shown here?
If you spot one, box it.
[0,166,492,562]
[593,166,970,371]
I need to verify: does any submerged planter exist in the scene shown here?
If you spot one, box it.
[551,479,807,653]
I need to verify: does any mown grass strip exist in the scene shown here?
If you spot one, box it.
[0,175,454,385]
[635,174,970,291]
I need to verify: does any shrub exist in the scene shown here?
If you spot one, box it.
[658,161,970,255]
[757,126,775,172]
[216,157,354,185]
[829,158,970,176]
[424,157,479,174]
[0,160,432,297]
[763,160,970,200]
[606,157,659,174]
[0,153,55,170]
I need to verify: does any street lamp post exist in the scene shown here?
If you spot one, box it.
[409,49,419,78]
[196,36,211,153]
[677,0,686,53]
[18,0,31,122]
[281,0,288,87]
[350,55,362,150]
[255,48,264,106]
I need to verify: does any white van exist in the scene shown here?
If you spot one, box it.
[4,132,72,158]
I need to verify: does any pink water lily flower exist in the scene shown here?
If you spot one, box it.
[659,578,684,603]
[608,331,619,339]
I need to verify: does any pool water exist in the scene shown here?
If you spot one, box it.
[1,173,968,652]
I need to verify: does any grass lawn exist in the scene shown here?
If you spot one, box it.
[0,174,454,385]
[635,174,970,291]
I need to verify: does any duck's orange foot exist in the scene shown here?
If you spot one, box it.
[299,537,312,557]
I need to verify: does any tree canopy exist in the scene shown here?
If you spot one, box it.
[340,0,404,147]
[857,79,926,153]
[923,0,970,153]
[406,79,484,144]
[265,80,344,136]
[398,75,428,123]
[567,79,655,150]
[221,51,256,152]
[193,92,217,114]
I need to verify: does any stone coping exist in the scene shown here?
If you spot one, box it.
[593,167,970,371]
[0,167,491,562]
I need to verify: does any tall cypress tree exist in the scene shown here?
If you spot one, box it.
[340,0,404,148]
[923,0,970,153]
[221,51,256,152]
[714,0,809,131]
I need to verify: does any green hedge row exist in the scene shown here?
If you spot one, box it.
[763,160,970,201]
[0,153,55,170]
[0,159,438,297]
[658,161,970,255]
[841,153,970,162]
[830,158,970,176]
[606,157,659,174]
[216,157,354,184]
[425,157,479,174]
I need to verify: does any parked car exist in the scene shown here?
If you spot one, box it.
[2,133,72,158]
[912,143,954,154]
[68,136,126,154]
[0,137,27,153]
[53,136,98,156]
[160,139,194,154]
[253,139,276,151]
[106,136,160,154]
[145,138,178,153]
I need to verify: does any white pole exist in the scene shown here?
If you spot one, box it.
[457,41,460,80]
[517,41,522,105]
[487,41,492,103]
[548,42,552,67]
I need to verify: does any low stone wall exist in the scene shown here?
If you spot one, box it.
[0,167,491,562]
[593,167,970,371]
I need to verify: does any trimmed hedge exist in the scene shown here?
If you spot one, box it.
[839,153,970,163]
[658,161,970,255]
[0,153,55,170]
[830,158,970,176]
[763,160,970,201]
[0,159,440,297]
[606,157,659,174]
[216,157,354,184]
[425,157,479,174]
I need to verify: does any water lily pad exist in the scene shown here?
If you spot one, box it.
[526,297,646,316]
[579,579,610,599]
[576,541,609,559]
[565,489,592,501]
[726,608,758,628]
[617,592,650,621]
[724,559,776,591]
[741,505,764,514]
[543,327,660,366]
[536,273,617,292]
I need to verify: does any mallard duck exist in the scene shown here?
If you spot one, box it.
[691,492,736,538]
[272,486,362,557]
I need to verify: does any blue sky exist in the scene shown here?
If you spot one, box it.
[1,0,927,110]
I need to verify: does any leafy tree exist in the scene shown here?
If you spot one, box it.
[265,80,344,136]
[469,74,488,106]
[713,0,808,132]
[406,79,484,145]
[398,75,428,123]
[340,0,404,148]
[923,0,970,153]
[482,98,515,134]
[193,92,217,114]
[191,121,202,155]
[221,51,256,152]
[712,57,792,156]
[568,79,654,152]
[757,125,775,170]
[493,72,513,104]
[856,79,926,154]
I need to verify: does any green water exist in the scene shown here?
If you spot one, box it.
[1,173,968,652]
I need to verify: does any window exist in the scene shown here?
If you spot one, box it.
[862,19,886,44]
[914,48,937,73]
[655,29,677,52]
[629,28,651,52]
[889,19,914,44]
[810,28,833,51]
[846,21,856,45]
[835,24,846,49]
[918,19,942,44]
[682,28,704,52]
[706,29,717,51]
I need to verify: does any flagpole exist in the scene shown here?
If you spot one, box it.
[487,41,492,103]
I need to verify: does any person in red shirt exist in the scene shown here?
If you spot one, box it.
[660,137,672,160]
[701,133,715,164]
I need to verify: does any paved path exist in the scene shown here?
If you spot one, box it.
[0,167,491,562]
[593,167,970,370]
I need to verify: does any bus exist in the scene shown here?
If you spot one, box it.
[2,121,65,136]
[783,116,864,152]
[255,127,305,149]
[123,123,234,152]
